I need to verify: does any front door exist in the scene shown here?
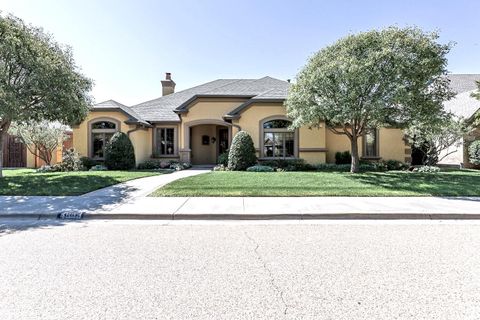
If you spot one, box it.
[3,134,27,167]
[218,128,229,155]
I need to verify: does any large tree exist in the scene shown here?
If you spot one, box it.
[285,27,454,172]
[0,14,92,177]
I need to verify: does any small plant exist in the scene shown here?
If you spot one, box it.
[137,160,161,170]
[315,163,351,172]
[384,159,407,171]
[246,165,274,172]
[468,140,480,166]
[89,164,108,171]
[104,132,136,170]
[217,151,229,166]
[59,149,83,171]
[213,164,229,171]
[227,131,257,171]
[259,158,313,171]
[80,156,98,170]
[169,161,192,171]
[335,151,351,165]
[416,165,441,173]
[36,164,61,173]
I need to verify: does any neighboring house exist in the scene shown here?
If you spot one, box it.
[439,74,480,168]
[72,73,410,166]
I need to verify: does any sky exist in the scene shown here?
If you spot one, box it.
[1,0,479,105]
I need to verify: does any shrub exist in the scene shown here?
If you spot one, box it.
[36,164,62,173]
[217,151,229,166]
[315,163,351,172]
[169,161,192,171]
[246,165,274,172]
[80,156,98,170]
[259,158,314,171]
[384,159,407,171]
[104,132,136,170]
[335,151,351,164]
[59,149,83,171]
[416,165,440,173]
[468,140,480,166]
[213,164,229,171]
[137,160,161,170]
[227,131,257,171]
[89,164,108,171]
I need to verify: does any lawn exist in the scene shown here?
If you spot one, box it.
[151,170,480,197]
[0,169,165,196]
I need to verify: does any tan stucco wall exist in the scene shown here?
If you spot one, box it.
[179,98,246,150]
[129,128,152,164]
[378,128,406,162]
[72,111,151,166]
[190,124,218,164]
[234,103,288,153]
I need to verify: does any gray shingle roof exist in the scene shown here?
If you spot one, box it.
[91,100,151,126]
[445,74,480,119]
[130,76,290,122]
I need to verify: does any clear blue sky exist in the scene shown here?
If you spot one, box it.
[3,0,479,105]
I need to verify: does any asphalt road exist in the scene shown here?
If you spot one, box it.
[1,220,479,319]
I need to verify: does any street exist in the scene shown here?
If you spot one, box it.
[1,219,479,319]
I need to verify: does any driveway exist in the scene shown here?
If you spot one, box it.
[1,220,479,319]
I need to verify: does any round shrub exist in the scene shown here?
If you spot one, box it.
[246,165,274,172]
[227,131,257,171]
[104,132,135,170]
[468,140,480,166]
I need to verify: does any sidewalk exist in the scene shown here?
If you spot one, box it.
[88,196,480,220]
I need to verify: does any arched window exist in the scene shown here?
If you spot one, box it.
[261,117,297,158]
[89,119,118,159]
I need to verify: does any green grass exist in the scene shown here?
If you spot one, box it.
[0,169,164,196]
[152,170,480,197]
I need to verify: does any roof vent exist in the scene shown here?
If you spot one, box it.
[161,72,176,96]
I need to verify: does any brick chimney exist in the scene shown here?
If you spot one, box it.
[161,72,176,96]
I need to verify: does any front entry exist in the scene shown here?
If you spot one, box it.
[190,124,230,165]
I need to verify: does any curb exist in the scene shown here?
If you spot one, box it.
[3,212,480,221]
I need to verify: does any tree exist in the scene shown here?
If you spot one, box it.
[227,131,257,170]
[9,121,68,165]
[0,14,92,177]
[405,114,467,165]
[104,132,136,170]
[471,81,480,100]
[285,27,454,173]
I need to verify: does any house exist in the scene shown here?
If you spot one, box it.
[72,73,410,166]
[439,74,480,168]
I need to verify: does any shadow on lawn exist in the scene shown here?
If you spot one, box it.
[346,171,480,198]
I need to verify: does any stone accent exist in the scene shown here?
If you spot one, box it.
[179,149,191,163]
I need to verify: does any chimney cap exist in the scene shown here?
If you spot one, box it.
[165,72,172,80]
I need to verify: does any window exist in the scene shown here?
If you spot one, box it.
[90,120,117,159]
[262,119,296,158]
[364,129,378,157]
[155,127,176,156]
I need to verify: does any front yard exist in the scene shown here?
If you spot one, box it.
[152,170,480,197]
[0,169,164,196]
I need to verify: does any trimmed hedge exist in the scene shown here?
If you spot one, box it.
[246,165,274,172]
[227,131,257,171]
[104,132,136,170]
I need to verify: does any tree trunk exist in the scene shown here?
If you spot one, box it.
[0,130,4,178]
[0,121,11,178]
[350,136,360,173]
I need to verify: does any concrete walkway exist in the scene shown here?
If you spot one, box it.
[89,195,480,220]
[0,169,209,219]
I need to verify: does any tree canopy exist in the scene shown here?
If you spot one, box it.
[285,26,454,172]
[0,14,92,176]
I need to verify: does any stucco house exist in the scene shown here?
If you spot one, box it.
[439,74,480,168]
[71,73,479,167]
